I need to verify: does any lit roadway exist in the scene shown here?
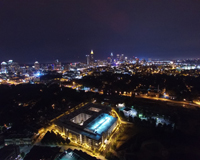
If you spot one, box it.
[111,109,132,125]
[32,103,108,159]
[98,109,132,151]
[32,102,129,158]
[63,84,200,109]
[135,95,200,108]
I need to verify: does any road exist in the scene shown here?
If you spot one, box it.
[135,95,200,108]
[111,109,132,125]
[64,84,200,109]
[34,132,46,145]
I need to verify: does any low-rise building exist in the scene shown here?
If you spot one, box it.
[54,103,118,150]
[4,134,34,146]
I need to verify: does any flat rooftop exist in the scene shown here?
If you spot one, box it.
[55,103,117,140]
[85,113,117,135]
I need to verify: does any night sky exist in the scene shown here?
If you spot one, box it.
[0,0,200,63]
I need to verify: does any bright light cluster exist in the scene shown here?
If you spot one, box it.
[86,114,116,135]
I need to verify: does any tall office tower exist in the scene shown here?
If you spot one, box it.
[7,60,13,73]
[11,62,20,73]
[86,55,90,65]
[107,57,112,63]
[120,54,124,61]
[125,57,128,61]
[140,59,146,65]
[55,59,62,70]
[34,61,40,70]
[90,50,94,65]
[1,61,7,73]
[7,60,13,66]
[136,58,139,65]
[116,54,120,61]
[47,64,53,71]
[64,63,70,71]
[110,53,113,62]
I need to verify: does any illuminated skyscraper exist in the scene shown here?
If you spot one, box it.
[116,54,120,61]
[110,53,113,62]
[55,59,61,70]
[90,50,94,65]
[86,55,90,65]
[1,61,7,73]
[11,62,20,73]
[7,60,13,65]
[34,61,40,70]
[120,54,124,61]
[107,57,111,63]
[136,58,139,65]
[7,60,13,73]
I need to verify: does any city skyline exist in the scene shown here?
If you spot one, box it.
[1,1,200,62]
[1,1,200,159]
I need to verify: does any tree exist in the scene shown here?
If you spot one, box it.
[21,152,25,158]
[66,138,70,144]
[111,144,117,150]
[129,115,133,122]
[119,110,126,119]
[105,152,120,160]
[41,131,67,145]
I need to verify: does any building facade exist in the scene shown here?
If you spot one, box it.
[90,50,94,65]
[54,103,118,150]
[34,61,40,70]
[4,134,34,146]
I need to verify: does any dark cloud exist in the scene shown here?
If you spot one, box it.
[0,0,200,63]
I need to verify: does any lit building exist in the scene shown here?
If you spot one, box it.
[110,53,113,62]
[1,61,7,73]
[5,134,34,145]
[120,54,124,61]
[136,58,139,65]
[116,54,120,61]
[34,61,40,70]
[140,59,146,65]
[86,55,90,65]
[64,63,70,71]
[54,103,118,149]
[55,59,62,70]
[7,60,13,65]
[107,57,111,63]
[11,62,20,73]
[90,50,94,65]
[47,64,53,71]
[116,103,125,109]
[123,108,137,118]
[62,69,80,80]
